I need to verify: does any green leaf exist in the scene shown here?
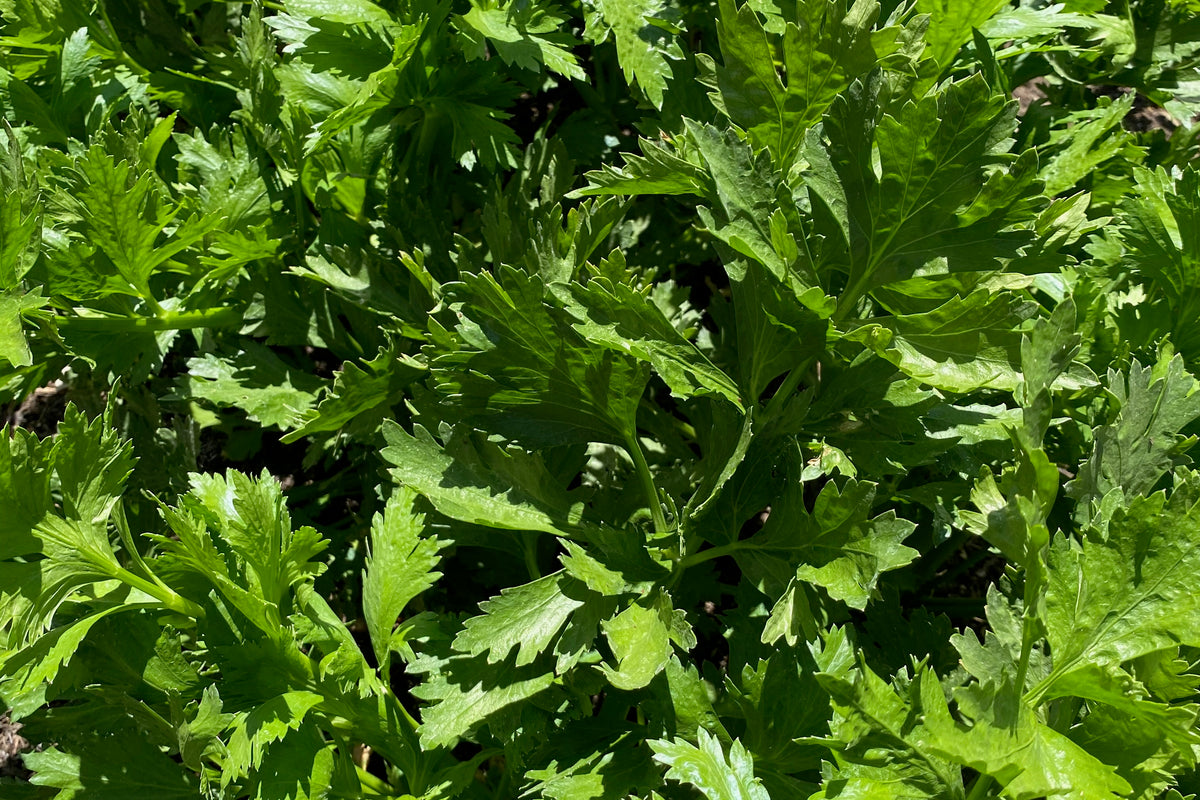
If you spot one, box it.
[0,123,41,292]
[915,0,1009,73]
[649,728,770,800]
[815,656,964,799]
[409,651,557,750]
[1067,353,1200,521]
[284,0,393,25]
[225,691,326,779]
[574,135,708,198]
[453,571,585,667]
[63,144,219,299]
[920,675,1130,800]
[709,0,891,166]
[177,686,234,771]
[844,291,1032,393]
[557,276,744,409]
[735,478,918,610]
[253,725,336,800]
[1,606,131,712]
[456,0,586,80]
[432,267,648,446]
[725,640,844,771]
[362,487,444,671]
[1039,661,1200,754]
[600,601,672,690]
[0,426,52,558]
[381,422,588,538]
[1037,471,1200,700]
[283,350,426,443]
[1072,703,1199,799]
[524,720,662,800]
[952,585,1048,692]
[1118,167,1200,358]
[153,471,326,634]
[183,342,324,430]
[1016,297,1090,446]
[816,75,1035,306]
[583,0,684,108]
[0,288,46,367]
[51,405,136,526]
[1040,94,1138,197]
[25,737,201,799]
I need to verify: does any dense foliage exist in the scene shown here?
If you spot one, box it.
[3,0,1200,796]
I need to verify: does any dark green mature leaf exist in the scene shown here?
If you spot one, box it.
[709,0,896,166]
[816,75,1036,307]
[557,277,744,409]
[25,736,201,799]
[725,635,850,771]
[1073,703,1198,800]
[735,478,918,610]
[844,291,1032,392]
[432,267,649,447]
[686,121,820,293]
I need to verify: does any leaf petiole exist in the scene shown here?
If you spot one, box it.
[624,427,668,535]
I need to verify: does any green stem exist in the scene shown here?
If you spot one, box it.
[763,355,817,421]
[355,764,392,795]
[57,307,242,333]
[833,269,872,326]
[1049,695,1084,734]
[522,537,542,580]
[679,540,744,570]
[966,774,995,800]
[624,428,667,536]
[112,565,205,619]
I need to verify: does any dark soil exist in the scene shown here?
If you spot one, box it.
[3,379,69,436]
[0,714,30,780]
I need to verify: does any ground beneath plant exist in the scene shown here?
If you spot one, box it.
[0,715,29,780]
